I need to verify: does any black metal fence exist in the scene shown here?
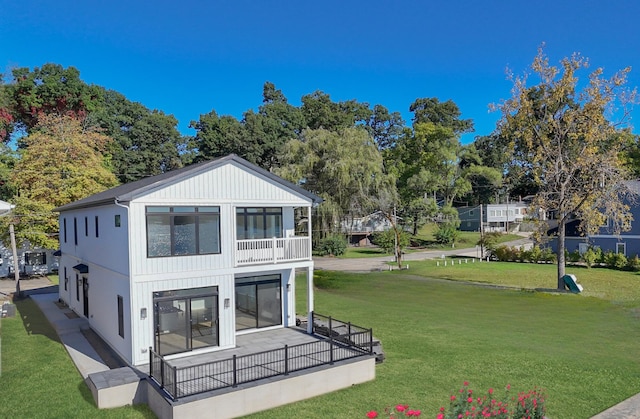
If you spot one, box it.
[148,312,373,400]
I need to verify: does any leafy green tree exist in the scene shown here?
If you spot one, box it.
[242,82,305,169]
[277,127,394,240]
[494,47,636,288]
[366,104,405,150]
[2,115,118,249]
[300,91,371,131]
[92,89,185,182]
[409,97,474,134]
[8,64,103,134]
[190,110,250,161]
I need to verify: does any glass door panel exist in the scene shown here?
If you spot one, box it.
[190,296,218,349]
[257,282,281,328]
[235,284,256,330]
[156,299,188,356]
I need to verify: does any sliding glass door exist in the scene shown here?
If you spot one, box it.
[235,275,282,331]
[154,286,219,356]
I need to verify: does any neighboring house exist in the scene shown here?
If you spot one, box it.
[340,211,397,246]
[55,154,324,367]
[457,202,530,232]
[457,205,483,232]
[548,181,640,257]
[485,202,529,232]
[0,199,58,277]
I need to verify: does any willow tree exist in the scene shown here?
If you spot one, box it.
[277,127,394,244]
[4,114,118,249]
[495,48,636,288]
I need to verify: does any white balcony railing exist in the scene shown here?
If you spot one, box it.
[236,236,311,266]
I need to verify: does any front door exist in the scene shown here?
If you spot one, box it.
[82,277,89,317]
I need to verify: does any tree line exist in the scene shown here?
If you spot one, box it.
[1,48,639,286]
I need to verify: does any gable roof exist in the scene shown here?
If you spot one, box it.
[55,154,322,212]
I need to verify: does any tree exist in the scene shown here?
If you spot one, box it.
[366,104,405,150]
[92,89,185,182]
[276,127,394,241]
[410,97,474,134]
[495,47,636,288]
[8,64,103,135]
[300,91,371,131]
[3,115,118,249]
[242,82,306,170]
[190,110,250,162]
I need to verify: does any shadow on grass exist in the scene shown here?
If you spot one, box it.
[13,296,61,342]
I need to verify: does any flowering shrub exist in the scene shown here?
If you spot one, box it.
[366,404,422,418]
[366,382,546,419]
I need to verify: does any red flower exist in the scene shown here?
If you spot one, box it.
[488,388,494,395]
[396,404,407,412]
[366,411,378,418]
[451,395,457,401]
[467,397,473,403]
[437,414,444,419]
[464,381,470,386]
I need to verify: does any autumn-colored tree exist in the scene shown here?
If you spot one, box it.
[4,114,118,248]
[495,47,637,288]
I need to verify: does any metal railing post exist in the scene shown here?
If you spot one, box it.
[329,335,334,365]
[369,328,373,354]
[160,356,165,389]
[329,315,333,336]
[173,365,178,399]
[148,348,153,377]
[232,355,238,387]
[284,345,289,375]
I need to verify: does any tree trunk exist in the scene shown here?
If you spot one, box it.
[395,227,403,269]
[557,218,566,289]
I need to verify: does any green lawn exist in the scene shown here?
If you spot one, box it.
[245,266,640,419]
[0,298,155,419]
[4,263,639,418]
[339,225,521,258]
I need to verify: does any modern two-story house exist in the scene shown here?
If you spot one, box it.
[55,154,323,367]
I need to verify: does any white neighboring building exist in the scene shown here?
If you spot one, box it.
[55,155,322,367]
[485,202,529,232]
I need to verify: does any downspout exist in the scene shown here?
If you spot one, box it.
[114,198,136,363]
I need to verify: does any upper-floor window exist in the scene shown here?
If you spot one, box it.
[236,207,282,240]
[146,206,221,257]
[95,216,99,237]
[63,218,67,243]
[84,217,89,236]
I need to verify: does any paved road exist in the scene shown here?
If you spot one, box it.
[314,236,534,272]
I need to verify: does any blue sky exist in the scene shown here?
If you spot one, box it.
[2,0,639,144]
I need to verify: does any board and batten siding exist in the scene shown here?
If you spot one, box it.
[58,205,130,276]
[127,162,311,277]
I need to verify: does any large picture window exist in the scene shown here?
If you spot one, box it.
[236,207,282,240]
[146,206,221,257]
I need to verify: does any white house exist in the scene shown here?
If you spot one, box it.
[55,154,323,367]
[485,202,529,232]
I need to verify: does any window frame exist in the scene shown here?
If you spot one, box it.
[145,206,221,258]
[236,207,283,240]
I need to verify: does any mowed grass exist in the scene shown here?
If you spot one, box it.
[339,225,521,258]
[0,298,155,419]
[246,268,640,419]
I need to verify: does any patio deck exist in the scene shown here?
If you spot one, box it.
[137,326,320,375]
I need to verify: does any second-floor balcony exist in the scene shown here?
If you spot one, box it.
[236,236,311,266]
